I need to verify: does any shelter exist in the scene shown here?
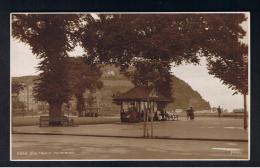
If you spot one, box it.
[113,86,172,122]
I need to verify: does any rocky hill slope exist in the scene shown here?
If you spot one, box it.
[12,66,211,114]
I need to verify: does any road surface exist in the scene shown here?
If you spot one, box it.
[12,134,248,160]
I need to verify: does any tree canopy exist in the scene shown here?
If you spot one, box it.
[80,14,247,99]
[207,43,248,95]
[80,14,246,67]
[12,14,82,103]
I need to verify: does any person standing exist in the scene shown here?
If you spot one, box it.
[217,106,222,118]
[154,111,159,121]
[159,109,164,121]
[186,108,190,120]
[190,107,195,120]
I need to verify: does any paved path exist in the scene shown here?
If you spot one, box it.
[12,134,248,160]
[13,117,248,141]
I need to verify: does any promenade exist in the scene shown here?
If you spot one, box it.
[13,117,247,141]
[12,117,248,160]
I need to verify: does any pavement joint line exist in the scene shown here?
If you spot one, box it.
[12,132,248,142]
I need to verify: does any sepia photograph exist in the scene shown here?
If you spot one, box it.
[10,12,249,161]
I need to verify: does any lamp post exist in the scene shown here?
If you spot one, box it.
[144,85,150,138]
[26,85,29,117]
[243,54,248,130]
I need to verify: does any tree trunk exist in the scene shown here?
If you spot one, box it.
[49,102,63,126]
[243,94,248,130]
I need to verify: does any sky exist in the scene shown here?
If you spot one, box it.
[10,13,249,111]
[171,58,245,111]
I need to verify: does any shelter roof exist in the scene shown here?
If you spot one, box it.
[113,86,171,102]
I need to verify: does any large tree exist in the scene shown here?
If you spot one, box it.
[207,43,248,129]
[12,14,82,125]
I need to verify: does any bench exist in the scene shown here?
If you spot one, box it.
[39,116,74,127]
[39,116,49,127]
[172,114,179,121]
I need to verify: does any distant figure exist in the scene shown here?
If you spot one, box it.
[141,110,144,120]
[190,107,195,120]
[186,108,190,120]
[165,111,169,120]
[120,109,125,122]
[154,111,159,121]
[217,106,222,118]
[157,110,162,121]
[160,109,165,121]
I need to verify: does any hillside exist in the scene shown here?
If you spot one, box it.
[100,65,211,111]
[12,66,210,115]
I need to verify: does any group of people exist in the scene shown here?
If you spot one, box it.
[185,105,223,120]
[153,110,170,121]
[120,108,140,123]
[120,108,174,122]
[142,109,170,121]
[121,105,224,122]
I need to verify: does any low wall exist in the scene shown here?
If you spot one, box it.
[12,116,120,126]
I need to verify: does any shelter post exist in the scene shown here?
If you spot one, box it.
[143,101,147,137]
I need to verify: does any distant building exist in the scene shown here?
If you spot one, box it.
[13,83,103,116]
[13,83,45,116]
